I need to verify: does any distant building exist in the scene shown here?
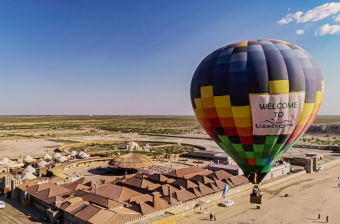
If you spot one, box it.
[0,173,22,196]
[183,151,231,164]
[262,162,291,181]
[126,141,139,150]
[208,164,243,176]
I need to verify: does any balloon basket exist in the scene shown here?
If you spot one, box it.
[250,195,262,204]
[250,185,262,204]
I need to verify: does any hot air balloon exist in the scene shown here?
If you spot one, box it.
[190,39,324,186]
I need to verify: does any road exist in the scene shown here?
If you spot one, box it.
[0,200,38,224]
[178,162,340,224]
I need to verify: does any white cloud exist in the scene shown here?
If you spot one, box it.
[335,14,340,22]
[278,2,340,24]
[314,23,340,36]
[296,29,304,35]
[278,11,303,24]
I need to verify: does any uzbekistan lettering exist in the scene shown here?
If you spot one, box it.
[255,123,294,129]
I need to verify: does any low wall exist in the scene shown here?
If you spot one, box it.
[52,157,112,178]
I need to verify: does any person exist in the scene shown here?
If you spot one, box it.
[210,212,213,221]
[318,214,320,219]
[214,214,216,221]
[326,216,328,222]
[338,177,339,182]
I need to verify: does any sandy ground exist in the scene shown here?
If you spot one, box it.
[0,139,62,158]
[2,132,340,162]
[0,133,220,158]
[178,162,340,224]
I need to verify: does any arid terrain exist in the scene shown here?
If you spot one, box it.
[1,115,340,160]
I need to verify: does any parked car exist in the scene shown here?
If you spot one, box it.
[0,201,5,209]
[222,200,234,207]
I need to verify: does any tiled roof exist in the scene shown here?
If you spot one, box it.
[206,182,219,191]
[73,177,91,186]
[189,175,215,185]
[87,210,117,224]
[196,184,214,195]
[72,190,125,209]
[183,170,213,179]
[94,183,142,202]
[174,189,196,202]
[165,166,205,178]
[129,194,153,204]
[214,170,234,180]
[75,204,102,221]
[122,177,155,189]
[171,179,198,189]
[229,176,249,186]
[147,173,169,183]
[154,184,180,196]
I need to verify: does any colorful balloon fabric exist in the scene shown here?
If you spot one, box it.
[190,39,323,184]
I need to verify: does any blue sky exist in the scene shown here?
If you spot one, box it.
[0,0,339,115]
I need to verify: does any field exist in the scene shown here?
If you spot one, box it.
[1,115,340,141]
[1,115,340,159]
[0,115,202,141]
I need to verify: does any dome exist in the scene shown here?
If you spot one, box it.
[70,151,77,157]
[0,157,11,164]
[52,153,61,160]
[57,156,67,163]
[23,155,34,163]
[24,165,36,173]
[76,151,89,159]
[109,153,154,169]
[37,161,48,168]
[78,151,84,156]
[43,154,52,160]
[22,172,36,181]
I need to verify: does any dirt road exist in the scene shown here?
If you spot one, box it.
[178,162,340,224]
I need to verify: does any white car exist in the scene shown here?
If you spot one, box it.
[318,166,323,170]
[222,200,234,207]
[0,201,5,209]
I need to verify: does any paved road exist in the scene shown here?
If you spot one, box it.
[0,198,39,224]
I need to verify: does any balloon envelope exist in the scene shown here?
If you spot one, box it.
[190,39,323,184]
